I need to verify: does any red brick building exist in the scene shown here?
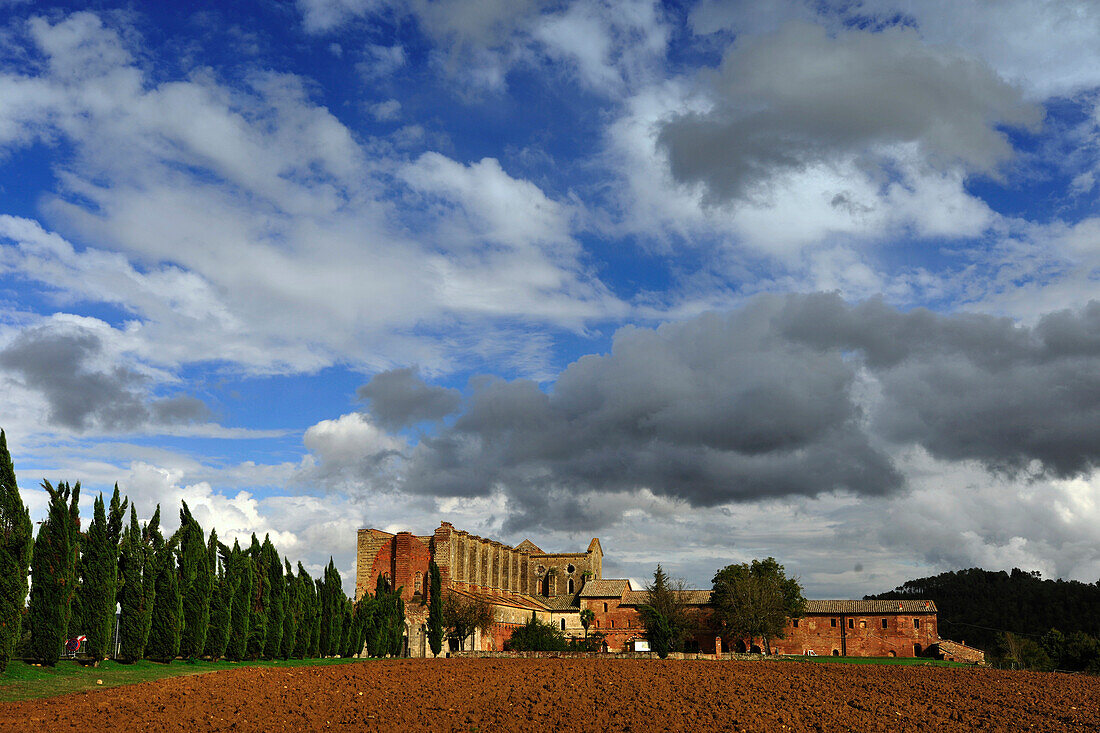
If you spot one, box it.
[356,521,981,663]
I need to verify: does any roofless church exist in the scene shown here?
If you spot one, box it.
[356,522,983,662]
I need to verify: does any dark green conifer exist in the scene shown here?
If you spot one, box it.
[427,561,443,657]
[204,557,233,661]
[79,494,119,661]
[138,506,162,653]
[145,535,181,663]
[28,480,78,665]
[245,535,268,660]
[261,536,283,659]
[310,577,323,657]
[0,430,33,673]
[279,559,297,660]
[293,563,313,659]
[225,540,252,661]
[116,506,146,662]
[177,502,212,659]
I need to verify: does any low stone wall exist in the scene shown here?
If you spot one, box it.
[449,650,766,661]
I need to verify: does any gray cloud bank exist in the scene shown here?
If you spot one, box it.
[659,22,1041,204]
[0,324,210,432]
[357,294,1100,531]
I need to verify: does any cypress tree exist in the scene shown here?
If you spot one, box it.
[204,530,232,661]
[145,536,181,663]
[339,598,353,657]
[65,483,80,641]
[225,540,252,661]
[427,561,443,657]
[204,563,233,661]
[319,558,341,656]
[293,563,313,659]
[104,485,127,657]
[0,430,33,673]
[28,481,77,665]
[245,535,267,660]
[310,577,322,657]
[79,494,118,662]
[177,502,212,659]
[261,536,283,659]
[279,559,297,660]
[116,506,146,662]
[138,506,162,653]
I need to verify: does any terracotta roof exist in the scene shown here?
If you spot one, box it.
[621,589,712,606]
[578,579,631,598]
[805,600,937,614]
[544,594,580,611]
[515,539,543,554]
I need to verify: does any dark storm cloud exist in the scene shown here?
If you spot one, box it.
[357,366,462,430]
[658,22,1039,203]
[382,294,1100,532]
[0,324,210,431]
[400,298,902,530]
[775,294,1100,477]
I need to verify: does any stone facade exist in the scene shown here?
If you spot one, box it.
[356,521,976,661]
[355,522,603,657]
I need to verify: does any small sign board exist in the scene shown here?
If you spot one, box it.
[633,640,650,652]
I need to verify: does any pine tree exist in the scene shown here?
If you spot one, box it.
[279,559,297,660]
[0,430,33,673]
[245,535,268,660]
[225,540,252,661]
[261,536,283,659]
[145,535,181,663]
[427,561,443,657]
[177,502,212,659]
[116,506,146,662]
[28,480,78,665]
[79,494,118,662]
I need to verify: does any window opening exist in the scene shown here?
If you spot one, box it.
[847,618,854,629]
[914,619,920,629]
[830,618,837,627]
[560,619,565,630]
[792,619,799,628]
[881,618,888,629]
[568,578,574,594]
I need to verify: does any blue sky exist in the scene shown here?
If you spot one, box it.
[2,0,1100,597]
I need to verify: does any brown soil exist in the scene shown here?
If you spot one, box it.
[1,658,1097,732]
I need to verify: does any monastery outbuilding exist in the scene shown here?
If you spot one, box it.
[356,522,983,663]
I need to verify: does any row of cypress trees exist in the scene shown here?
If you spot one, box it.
[0,430,406,667]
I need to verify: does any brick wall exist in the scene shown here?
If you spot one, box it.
[771,613,940,657]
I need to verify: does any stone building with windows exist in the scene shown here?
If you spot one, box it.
[356,521,980,662]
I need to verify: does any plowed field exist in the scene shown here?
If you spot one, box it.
[1,658,1096,731]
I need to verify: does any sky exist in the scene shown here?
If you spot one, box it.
[2,0,1100,599]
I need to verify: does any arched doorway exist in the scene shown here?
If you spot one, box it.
[914,643,922,657]
[832,649,840,656]
[887,650,896,657]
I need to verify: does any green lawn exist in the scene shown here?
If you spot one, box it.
[779,654,971,668]
[0,657,372,702]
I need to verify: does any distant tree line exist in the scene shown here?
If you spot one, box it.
[0,430,405,669]
[867,567,1100,671]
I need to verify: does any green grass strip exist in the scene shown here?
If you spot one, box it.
[0,657,374,702]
